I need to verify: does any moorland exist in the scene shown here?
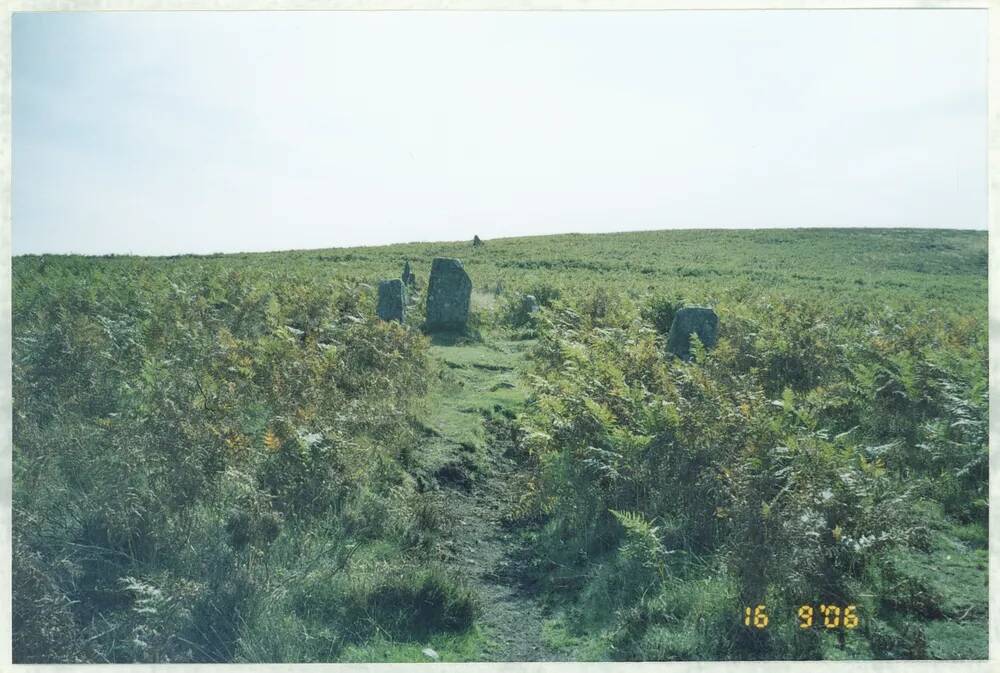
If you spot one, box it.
[12,227,988,661]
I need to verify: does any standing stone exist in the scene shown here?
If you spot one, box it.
[401,260,416,287]
[425,257,472,331]
[376,279,406,323]
[666,306,719,360]
[473,235,484,247]
[521,294,540,315]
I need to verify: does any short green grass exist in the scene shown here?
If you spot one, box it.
[541,615,608,660]
[338,629,485,663]
[415,339,530,470]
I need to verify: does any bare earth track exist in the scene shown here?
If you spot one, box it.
[419,337,560,662]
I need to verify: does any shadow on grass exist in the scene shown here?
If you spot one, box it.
[425,328,482,346]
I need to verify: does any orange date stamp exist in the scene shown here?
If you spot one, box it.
[742,604,860,630]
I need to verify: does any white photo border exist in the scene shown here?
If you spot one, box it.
[0,1,994,671]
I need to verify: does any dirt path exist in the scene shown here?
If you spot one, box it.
[421,337,560,662]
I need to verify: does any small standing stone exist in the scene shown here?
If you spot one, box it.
[666,306,719,360]
[425,257,472,331]
[473,235,484,247]
[376,278,406,323]
[401,260,416,287]
[521,294,540,315]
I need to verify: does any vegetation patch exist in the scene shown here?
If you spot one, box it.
[12,228,987,662]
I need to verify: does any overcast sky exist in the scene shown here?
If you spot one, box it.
[12,9,987,256]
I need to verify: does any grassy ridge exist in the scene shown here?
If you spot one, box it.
[12,227,987,661]
[22,227,985,300]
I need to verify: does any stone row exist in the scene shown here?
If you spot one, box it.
[376,257,719,360]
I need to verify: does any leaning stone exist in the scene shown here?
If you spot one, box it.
[376,279,406,322]
[666,306,719,360]
[425,257,472,331]
[421,648,439,661]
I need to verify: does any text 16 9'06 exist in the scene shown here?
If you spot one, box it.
[742,605,859,629]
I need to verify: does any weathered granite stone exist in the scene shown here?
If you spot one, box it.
[521,294,540,315]
[425,257,472,331]
[666,306,719,360]
[401,260,416,287]
[376,279,406,323]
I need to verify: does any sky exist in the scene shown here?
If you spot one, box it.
[12,9,988,256]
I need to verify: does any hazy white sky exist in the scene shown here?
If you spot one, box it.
[13,9,987,256]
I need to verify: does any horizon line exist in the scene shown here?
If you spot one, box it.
[13,224,987,260]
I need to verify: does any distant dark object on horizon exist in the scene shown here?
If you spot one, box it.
[473,235,484,247]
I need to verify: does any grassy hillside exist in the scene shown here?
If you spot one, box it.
[12,228,988,662]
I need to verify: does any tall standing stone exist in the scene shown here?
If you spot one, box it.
[425,257,472,332]
[377,279,407,323]
[667,306,719,360]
